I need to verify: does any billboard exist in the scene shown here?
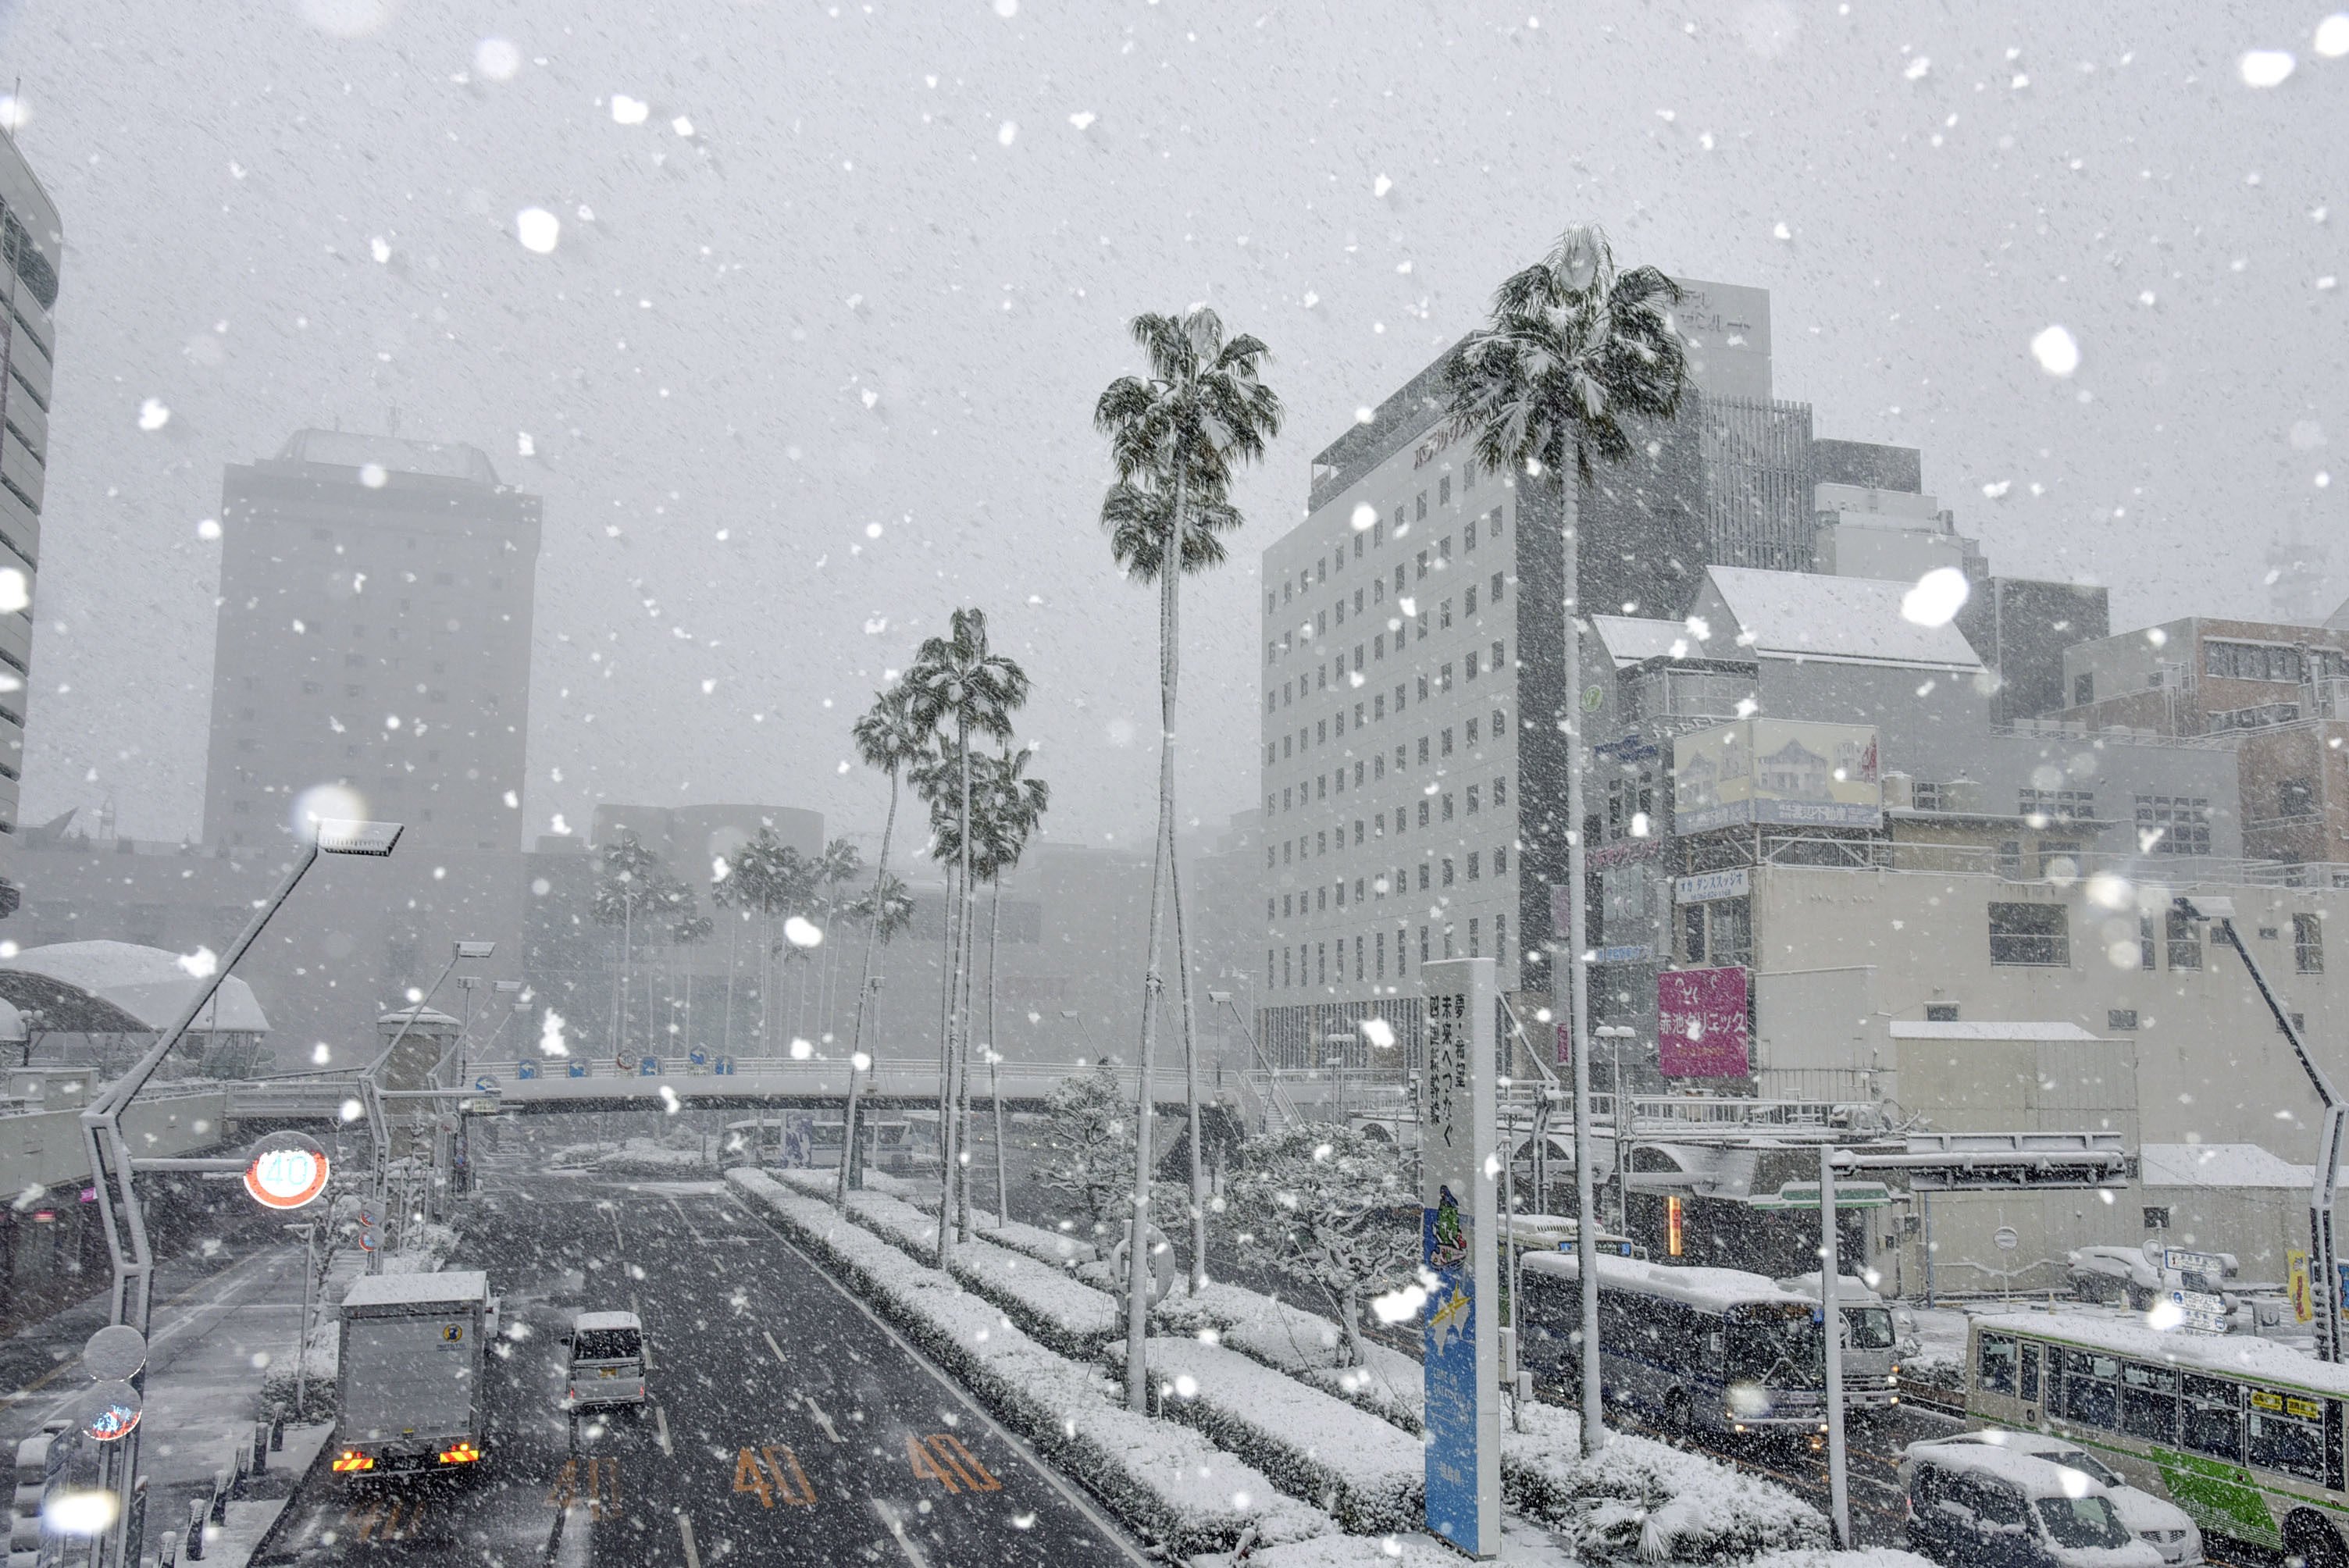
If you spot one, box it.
[1420,959,1501,1556]
[1670,278,1773,402]
[1657,967,1750,1078]
[1671,718,1882,835]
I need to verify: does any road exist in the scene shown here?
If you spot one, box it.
[257,1172,1143,1566]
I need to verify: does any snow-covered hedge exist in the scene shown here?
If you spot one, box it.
[1146,1337,1423,1534]
[1501,1402,1828,1563]
[727,1169,1331,1556]
[780,1177,1120,1357]
[1149,1280,1424,1433]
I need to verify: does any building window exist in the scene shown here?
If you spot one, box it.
[1987,901,2069,967]
[1420,926,1430,963]
[1442,793,1455,822]
[2164,910,2204,971]
[1467,851,1480,881]
[2205,640,2301,682]
[1495,914,1507,968]
[2138,914,2157,971]
[2297,912,2325,975]
[2279,778,2317,818]
[2073,672,2094,706]
[1492,571,1505,604]
[1468,918,1481,958]
[1441,728,1454,757]
[1494,844,1508,875]
[1465,650,1480,681]
[1494,775,1508,807]
[1466,784,1480,815]
[1375,932,1386,979]
[2108,1009,2140,1031]
[1417,863,1430,891]
[2019,788,2096,824]
[1465,585,1478,616]
[1912,781,1955,813]
[2143,1207,2171,1231]
[1924,1002,1960,1022]
[2134,794,2212,855]
[1492,639,1506,672]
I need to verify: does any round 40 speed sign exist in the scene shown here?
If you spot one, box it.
[243,1131,330,1211]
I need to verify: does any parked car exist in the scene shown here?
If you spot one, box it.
[561,1310,648,1413]
[1909,1431,2201,1566]
[2066,1243,2236,1314]
[1901,1442,2164,1568]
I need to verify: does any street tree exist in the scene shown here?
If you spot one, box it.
[591,832,666,1059]
[838,685,929,1205]
[1224,1123,1419,1370]
[1031,1060,1137,1246]
[1444,220,1688,1455]
[903,607,1030,1266]
[1095,305,1283,1413]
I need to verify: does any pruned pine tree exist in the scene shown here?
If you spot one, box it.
[1224,1123,1419,1370]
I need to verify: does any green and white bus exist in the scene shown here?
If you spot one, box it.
[1965,1311,2349,1566]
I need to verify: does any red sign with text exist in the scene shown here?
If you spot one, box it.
[1657,967,1750,1078]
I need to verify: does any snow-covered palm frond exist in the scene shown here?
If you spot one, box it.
[904,606,1031,746]
[1100,482,1243,583]
[1445,221,1689,482]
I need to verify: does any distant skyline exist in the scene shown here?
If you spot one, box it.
[3,1,2342,853]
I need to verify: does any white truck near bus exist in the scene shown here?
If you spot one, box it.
[330,1270,497,1480]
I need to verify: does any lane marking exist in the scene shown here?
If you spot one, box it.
[761,1330,790,1369]
[739,1206,1151,1566]
[677,1512,701,1568]
[797,1392,843,1444]
[871,1499,932,1567]
[654,1400,674,1458]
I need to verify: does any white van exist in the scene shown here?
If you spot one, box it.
[561,1311,647,1413]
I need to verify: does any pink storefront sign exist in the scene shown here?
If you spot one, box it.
[1656,967,1750,1078]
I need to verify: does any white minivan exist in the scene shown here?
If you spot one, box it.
[561,1310,647,1413]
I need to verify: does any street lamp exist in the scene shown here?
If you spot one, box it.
[1059,1008,1101,1064]
[1595,1025,1638,1232]
[80,816,402,1561]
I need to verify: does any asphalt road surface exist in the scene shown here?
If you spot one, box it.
[258,1172,1143,1566]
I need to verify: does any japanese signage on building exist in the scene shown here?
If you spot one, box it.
[1671,718,1883,834]
[1420,958,1499,1558]
[1657,966,1751,1078]
[1673,868,1750,904]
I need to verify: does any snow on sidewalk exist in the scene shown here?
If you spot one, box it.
[728,1169,1333,1557]
[1147,1336,1423,1534]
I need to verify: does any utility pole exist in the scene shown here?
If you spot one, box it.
[1819,1146,1850,1549]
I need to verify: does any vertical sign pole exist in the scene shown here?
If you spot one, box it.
[1820,1146,1850,1549]
[1421,957,1499,1559]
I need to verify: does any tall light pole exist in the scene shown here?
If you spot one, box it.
[1059,1007,1100,1064]
[81,817,402,1564]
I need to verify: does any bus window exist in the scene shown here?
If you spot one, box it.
[2180,1374,2243,1462]
[2062,1350,2119,1430]
[2019,1343,2041,1403]
[2120,1362,2178,1444]
[2247,1392,2328,1484]
[1978,1333,2018,1396]
[1726,1305,1823,1389]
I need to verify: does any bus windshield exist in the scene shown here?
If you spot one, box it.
[1845,1306,1896,1350]
[1727,1306,1823,1388]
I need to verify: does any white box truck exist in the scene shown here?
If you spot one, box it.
[331,1270,497,1479]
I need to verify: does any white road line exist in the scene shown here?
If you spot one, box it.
[761,1330,789,1368]
[653,1400,674,1458]
[676,1512,702,1568]
[870,1499,932,1566]
[797,1393,843,1444]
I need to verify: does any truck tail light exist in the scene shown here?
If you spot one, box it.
[437,1442,483,1465]
[333,1450,376,1474]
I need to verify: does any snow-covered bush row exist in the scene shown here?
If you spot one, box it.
[794,1168,1103,1270]
[549,1137,715,1175]
[1146,1336,1424,1535]
[790,1178,1121,1356]
[1148,1279,1424,1433]
[727,1170,1333,1556]
[1501,1401,1827,1563]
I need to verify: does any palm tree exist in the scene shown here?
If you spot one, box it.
[976,743,1048,1234]
[808,837,865,1042]
[903,608,1031,1267]
[591,833,665,1061]
[839,686,931,1206]
[1444,221,1688,1457]
[661,886,713,1059]
[728,829,811,1053]
[1095,305,1282,1409]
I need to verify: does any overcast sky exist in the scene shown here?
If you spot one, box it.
[4,0,2342,852]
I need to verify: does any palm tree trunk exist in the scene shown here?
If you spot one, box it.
[1560,472,1605,1456]
[989,873,1009,1231]
[1123,467,1186,1413]
[937,721,975,1268]
[723,911,738,1060]
[1165,476,1208,1293]
[954,870,978,1242]
[622,901,634,1068]
[839,768,901,1207]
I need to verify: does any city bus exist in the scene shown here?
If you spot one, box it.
[1519,1249,1830,1437]
[1964,1311,2349,1566]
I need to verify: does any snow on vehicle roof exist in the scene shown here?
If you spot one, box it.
[1979,1310,2349,1399]
[1905,1440,2104,1495]
[1522,1249,1813,1311]
[341,1269,490,1309]
[573,1311,641,1331]
[1776,1272,1889,1305]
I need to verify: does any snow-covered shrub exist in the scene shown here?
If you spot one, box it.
[727,1169,1332,1556]
[1029,1060,1138,1246]
[1224,1122,1418,1368]
[1146,1337,1423,1534]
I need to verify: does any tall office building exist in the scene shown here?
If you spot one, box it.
[0,134,62,902]
[1253,276,1809,1064]
[202,431,541,851]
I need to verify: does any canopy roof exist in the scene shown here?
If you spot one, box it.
[0,941,269,1035]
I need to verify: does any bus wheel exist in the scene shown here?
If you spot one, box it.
[2287,1509,2347,1568]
